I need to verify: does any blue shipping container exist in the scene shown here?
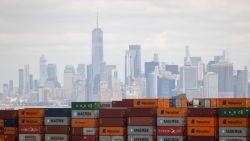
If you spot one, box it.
[45,108,71,117]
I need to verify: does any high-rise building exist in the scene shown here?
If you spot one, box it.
[24,64,30,94]
[63,65,75,100]
[204,72,218,98]
[129,44,141,78]
[146,67,158,98]
[234,67,249,98]
[77,64,85,78]
[47,64,59,87]
[2,84,8,97]
[210,62,233,98]
[18,69,24,94]
[145,61,159,78]
[165,65,178,74]
[39,55,47,87]
[157,76,175,98]
[29,74,33,90]
[125,50,132,85]
[180,65,198,90]
[8,80,13,92]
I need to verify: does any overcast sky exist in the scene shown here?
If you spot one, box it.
[0,0,250,89]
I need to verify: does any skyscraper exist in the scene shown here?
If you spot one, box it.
[125,50,132,85]
[129,44,141,78]
[18,69,24,94]
[47,64,59,87]
[157,76,175,98]
[234,67,249,98]
[204,72,218,98]
[39,55,47,86]
[63,65,75,100]
[165,65,179,74]
[77,64,85,78]
[24,64,30,94]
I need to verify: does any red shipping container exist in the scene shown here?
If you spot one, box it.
[45,125,70,134]
[99,108,127,118]
[19,125,44,134]
[3,135,17,141]
[0,127,3,134]
[0,110,17,119]
[157,126,186,136]
[71,136,97,141]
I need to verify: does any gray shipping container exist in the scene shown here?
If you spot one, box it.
[71,110,99,119]
[128,126,154,135]
[128,135,153,141]
[44,117,70,125]
[111,136,125,141]
[219,137,248,141]
[219,127,248,137]
[45,134,68,141]
[100,102,112,108]
[83,128,97,135]
[99,136,111,141]
[157,136,184,141]
[157,117,186,126]
[19,134,43,141]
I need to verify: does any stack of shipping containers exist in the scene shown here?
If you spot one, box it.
[18,108,44,141]
[0,110,18,141]
[127,99,157,141]
[44,108,71,141]
[218,99,249,141]
[71,102,100,141]
[99,107,127,141]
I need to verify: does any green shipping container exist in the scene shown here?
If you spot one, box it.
[71,102,100,110]
[219,108,249,117]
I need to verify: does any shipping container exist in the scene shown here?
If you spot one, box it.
[127,108,156,117]
[157,98,170,108]
[218,108,249,117]
[0,119,3,127]
[3,127,17,134]
[187,136,216,141]
[157,117,186,126]
[217,98,247,108]
[72,119,98,128]
[45,134,69,141]
[18,118,44,126]
[157,136,184,141]
[219,127,248,137]
[99,136,125,141]
[187,117,217,127]
[99,118,126,127]
[18,109,44,118]
[187,108,218,117]
[99,108,127,118]
[127,135,153,141]
[72,110,99,119]
[2,135,17,141]
[100,102,112,108]
[127,126,154,135]
[246,98,250,107]
[4,119,18,127]
[0,135,3,141]
[0,110,17,119]
[19,134,44,141]
[128,117,155,126]
[44,117,70,125]
[170,99,187,108]
[45,108,71,117]
[121,99,134,107]
[131,99,158,108]
[72,102,100,110]
[0,127,3,134]
[187,127,216,136]
[71,135,97,141]
[45,125,70,134]
[157,126,186,136]
[72,128,98,135]
[219,117,249,127]
[99,136,110,141]
[157,108,187,117]
[99,127,125,136]
[192,99,212,108]
[112,101,124,108]
[19,125,44,134]
[219,137,248,141]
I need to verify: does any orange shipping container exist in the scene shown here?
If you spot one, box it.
[181,99,188,107]
[247,98,250,108]
[99,127,125,136]
[0,135,3,141]
[219,117,249,127]
[157,108,187,117]
[187,127,216,137]
[158,99,170,108]
[217,98,246,108]
[187,117,217,127]
[132,99,158,108]
[4,127,17,134]
[210,99,218,108]
[18,109,44,118]
[72,119,98,128]
[0,119,3,127]
[18,118,44,126]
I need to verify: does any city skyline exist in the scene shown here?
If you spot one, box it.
[1,0,250,89]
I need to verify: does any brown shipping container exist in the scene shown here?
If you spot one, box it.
[0,135,3,141]
[99,127,125,136]
[18,109,44,118]
[219,117,249,127]
[112,101,124,107]
[3,135,17,141]
[187,127,216,137]
[0,119,3,127]
[187,108,218,117]
[158,98,170,108]
[157,108,187,117]
[0,127,3,134]
[132,99,158,108]
[18,117,44,126]
[127,108,156,117]
[19,125,44,134]
[157,126,186,136]
[128,117,155,126]
[71,136,98,141]
[99,108,127,118]
[187,136,216,141]
[3,127,17,134]
[122,99,134,107]
[99,118,126,127]
[217,98,246,108]
[45,125,70,134]
[187,117,217,127]
[0,110,17,119]
[72,119,98,128]
[246,98,250,107]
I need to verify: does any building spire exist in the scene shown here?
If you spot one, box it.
[96,10,99,28]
